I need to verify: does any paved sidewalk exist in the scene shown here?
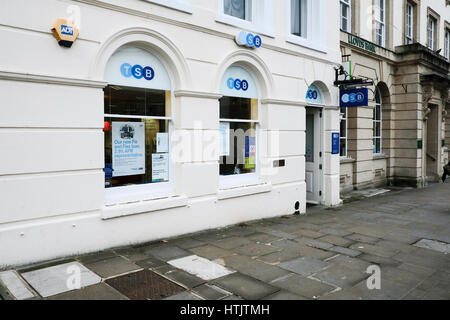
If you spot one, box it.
[1,182,449,300]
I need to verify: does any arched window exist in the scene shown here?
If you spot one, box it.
[373,88,382,154]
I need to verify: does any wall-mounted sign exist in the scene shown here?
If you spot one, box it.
[340,88,369,107]
[120,63,155,81]
[104,47,171,91]
[244,136,256,169]
[51,18,79,48]
[227,78,249,91]
[305,84,323,105]
[221,66,258,99]
[348,34,376,53]
[220,122,230,156]
[112,122,146,177]
[332,133,340,155]
[152,153,169,182]
[235,31,262,48]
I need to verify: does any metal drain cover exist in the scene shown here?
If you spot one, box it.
[106,270,185,300]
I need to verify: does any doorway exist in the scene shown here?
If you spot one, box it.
[306,107,323,204]
[426,103,440,181]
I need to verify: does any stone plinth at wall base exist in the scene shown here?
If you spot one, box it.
[390,177,425,189]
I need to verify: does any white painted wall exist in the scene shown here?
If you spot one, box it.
[0,0,341,268]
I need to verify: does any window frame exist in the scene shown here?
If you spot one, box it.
[223,0,252,21]
[340,107,348,158]
[104,88,176,206]
[405,2,414,44]
[427,15,436,50]
[286,0,327,53]
[142,0,192,14]
[219,98,261,190]
[373,89,382,155]
[445,27,450,60]
[340,0,351,33]
[216,0,274,37]
[375,0,386,47]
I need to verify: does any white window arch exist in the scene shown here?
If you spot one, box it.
[373,88,382,154]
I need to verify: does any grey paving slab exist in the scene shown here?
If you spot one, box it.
[318,228,353,237]
[295,237,334,250]
[135,256,167,269]
[212,273,279,300]
[113,247,149,262]
[247,233,282,244]
[84,256,141,279]
[47,283,129,300]
[358,253,402,267]
[318,235,354,247]
[234,243,281,257]
[170,238,207,250]
[164,270,205,289]
[349,278,413,300]
[345,233,380,245]
[223,295,244,300]
[263,290,307,300]
[279,257,329,276]
[192,284,231,300]
[212,237,251,250]
[313,264,369,289]
[271,274,335,299]
[329,246,361,257]
[292,229,325,239]
[145,245,191,261]
[21,262,101,298]
[0,271,35,300]
[163,291,202,300]
[259,245,334,264]
[349,243,399,258]
[223,255,291,283]
[327,255,372,272]
[189,245,234,260]
[270,239,298,248]
[77,251,118,264]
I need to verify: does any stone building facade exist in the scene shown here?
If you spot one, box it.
[339,0,450,192]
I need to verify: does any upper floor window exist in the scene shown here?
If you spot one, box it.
[291,0,307,38]
[340,0,351,33]
[445,28,450,60]
[405,2,413,44]
[286,0,327,53]
[375,0,386,47]
[216,0,274,36]
[143,0,192,13]
[427,16,436,50]
[224,0,251,21]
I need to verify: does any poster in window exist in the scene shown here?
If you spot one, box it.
[152,153,169,182]
[156,132,169,153]
[112,122,146,177]
[244,136,256,169]
[220,122,230,156]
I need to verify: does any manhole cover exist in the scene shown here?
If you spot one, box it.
[413,239,450,254]
[105,270,185,300]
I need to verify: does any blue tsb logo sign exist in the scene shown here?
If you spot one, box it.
[227,78,249,91]
[121,63,155,81]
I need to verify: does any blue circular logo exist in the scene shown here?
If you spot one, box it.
[241,80,249,91]
[143,66,155,81]
[349,93,356,103]
[246,33,254,47]
[253,35,262,48]
[356,92,364,102]
[234,79,242,90]
[227,78,235,89]
[131,65,144,79]
[120,63,132,78]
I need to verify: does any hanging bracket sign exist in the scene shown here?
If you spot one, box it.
[340,88,369,107]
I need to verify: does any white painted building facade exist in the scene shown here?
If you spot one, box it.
[0,0,341,268]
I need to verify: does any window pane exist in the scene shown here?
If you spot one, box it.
[224,0,246,20]
[340,138,347,157]
[104,85,166,117]
[220,96,258,120]
[220,122,256,176]
[104,118,169,188]
[306,114,314,162]
[291,0,307,37]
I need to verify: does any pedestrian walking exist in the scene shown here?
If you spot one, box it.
[442,161,450,182]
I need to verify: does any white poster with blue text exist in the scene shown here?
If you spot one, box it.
[112,122,146,177]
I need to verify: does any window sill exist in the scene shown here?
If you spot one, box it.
[218,183,272,200]
[141,0,193,14]
[102,195,188,220]
[340,157,355,164]
[286,34,328,54]
[373,153,389,160]
[215,15,275,38]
